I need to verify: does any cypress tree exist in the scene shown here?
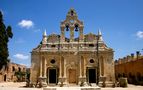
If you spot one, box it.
[0,11,13,70]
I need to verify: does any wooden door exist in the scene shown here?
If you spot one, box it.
[49,69,57,84]
[88,68,96,83]
[69,69,76,83]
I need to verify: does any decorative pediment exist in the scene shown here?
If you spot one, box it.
[60,8,83,28]
[84,33,97,42]
[47,34,60,43]
[66,8,77,18]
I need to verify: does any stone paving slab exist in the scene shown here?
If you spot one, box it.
[102,87,143,90]
[0,82,26,87]
[0,82,143,90]
[0,87,42,90]
[43,87,101,90]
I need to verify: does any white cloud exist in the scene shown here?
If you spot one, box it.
[18,20,34,29]
[13,53,29,60]
[15,38,25,43]
[136,31,143,39]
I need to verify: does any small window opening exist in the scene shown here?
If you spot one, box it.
[50,59,56,64]
[71,10,74,16]
[90,59,94,63]
[18,67,21,72]
[51,45,56,47]
[89,44,94,47]
[12,66,15,71]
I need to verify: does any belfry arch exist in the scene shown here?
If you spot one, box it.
[60,8,84,42]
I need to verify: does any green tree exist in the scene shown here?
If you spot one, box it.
[15,71,26,82]
[0,11,13,70]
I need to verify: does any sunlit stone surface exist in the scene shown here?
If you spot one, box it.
[30,8,115,87]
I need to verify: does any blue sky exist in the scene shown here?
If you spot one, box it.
[0,0,143,67]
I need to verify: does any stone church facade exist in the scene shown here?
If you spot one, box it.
[30,8,115,87]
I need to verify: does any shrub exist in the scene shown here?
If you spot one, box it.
[119,77,128,87]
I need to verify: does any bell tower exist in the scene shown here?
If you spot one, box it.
[60,8,84,42]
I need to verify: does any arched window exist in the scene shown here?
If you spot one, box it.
[137,72,141,81]
[12,66,15,71]
[18,67,21,72]
[65,24,70,39]
[129,72,132,78]
[74,24,79,38]
[118,73,122,78]
[71,10,74,16]
[123,73,126,77]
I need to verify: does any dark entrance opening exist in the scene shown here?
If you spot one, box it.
[88,68,96,83]
[49,69,57,84]
[4,75,6,81]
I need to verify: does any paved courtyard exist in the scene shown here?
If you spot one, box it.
[0,82,143,90]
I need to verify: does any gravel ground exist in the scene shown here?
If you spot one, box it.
[102,84,143,90]
[0,82,42,90]
[0,82,143,90]
[0,82,26,87]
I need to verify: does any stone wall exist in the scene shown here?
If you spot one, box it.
[115,53,143,85]
[0,62,26,82]
[30,51,115,87]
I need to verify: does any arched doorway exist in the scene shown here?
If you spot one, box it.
[47,67,58,84]
[69,69,76,83]
[87,67,96,83]
[4,74,6,81]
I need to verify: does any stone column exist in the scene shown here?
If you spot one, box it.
[44,57,47,77]
[70,27,74,42]
[79,58,82,78]
[60,26,65,42]
[39,55,42,77]
[59,56,62,78]
[78,56,82,85]
[63,58,66,78]
[79,26,84,42]
[83,57,88,85]
[58,56,63,85]
[83,57,86,77]
[63,58,67,85]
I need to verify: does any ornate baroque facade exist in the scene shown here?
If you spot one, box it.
[30,8,115,86]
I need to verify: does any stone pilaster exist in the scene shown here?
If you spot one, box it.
[60,26,65,42]
[70,27,74,42]
[59,57,62,78]
[63,58,66,78]
[79,58,82,78]
[83,57,86,78]
[83,58,87,86]
[39,55,42,77]
[63,58,67,85]
[44,58,47,77]
[79,26,84,42]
